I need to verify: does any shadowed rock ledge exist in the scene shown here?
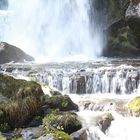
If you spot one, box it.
[0,42,34,64]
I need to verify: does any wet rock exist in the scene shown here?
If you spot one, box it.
[70,128,88,140]
[37,134,54,140]
[126,0,140,45]
[0,42,34,64]
[70,75,86,94]
[43,94,78,111]
[43,112,82,135]
[21,127,45,139]
[97,113,114,133]
[78,100,95,110]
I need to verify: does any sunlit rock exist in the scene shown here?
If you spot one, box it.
[127,96,140,117]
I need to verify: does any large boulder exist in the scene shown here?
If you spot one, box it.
[0,42,34,64]
[126,0,140,45]
[0,74,44,132]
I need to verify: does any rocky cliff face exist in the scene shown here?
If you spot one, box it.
[126,0,140,46]
[92,0,140,57]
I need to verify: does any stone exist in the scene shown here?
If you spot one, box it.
[43,112,82,135]
[70,128,88,140]
[0,73,44,132]
[97,113,114,133]
[0,42,34,64]
[126,0,140,45]
[43,94,78,111]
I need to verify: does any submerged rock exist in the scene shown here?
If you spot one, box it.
[0,42,34,64]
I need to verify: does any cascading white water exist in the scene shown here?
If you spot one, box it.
[0,0,103,62]
[1,61,140,140]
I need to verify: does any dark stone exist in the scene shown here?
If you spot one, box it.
[43,112,82,135]
[43,95,78,111]
[126,1,140,46]
[0,42,34,64]
[70,76,86,94]
[70,128,88,140]
[97,113,114,133]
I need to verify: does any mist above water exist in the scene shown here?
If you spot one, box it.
[0,0,104,62]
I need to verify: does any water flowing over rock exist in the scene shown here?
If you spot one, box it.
[1,61,140,95]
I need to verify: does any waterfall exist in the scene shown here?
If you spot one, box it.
[0,0,104,62]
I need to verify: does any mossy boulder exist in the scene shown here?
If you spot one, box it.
[127,96,140,116]
[0,42,34,64]
[0,74,44,132]
[43,112,82,135]
[43,95,78,111]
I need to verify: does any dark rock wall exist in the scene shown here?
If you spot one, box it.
[90,0,140,57]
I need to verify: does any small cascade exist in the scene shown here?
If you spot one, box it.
[1,61,140,95]
[1,60,140,140]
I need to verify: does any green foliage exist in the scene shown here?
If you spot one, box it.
[0,123,10,132]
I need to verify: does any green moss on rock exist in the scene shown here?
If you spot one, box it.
[44,95,78,111]
[43,112,82,135]
[128,96,140,116]
[0,74,45,132]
